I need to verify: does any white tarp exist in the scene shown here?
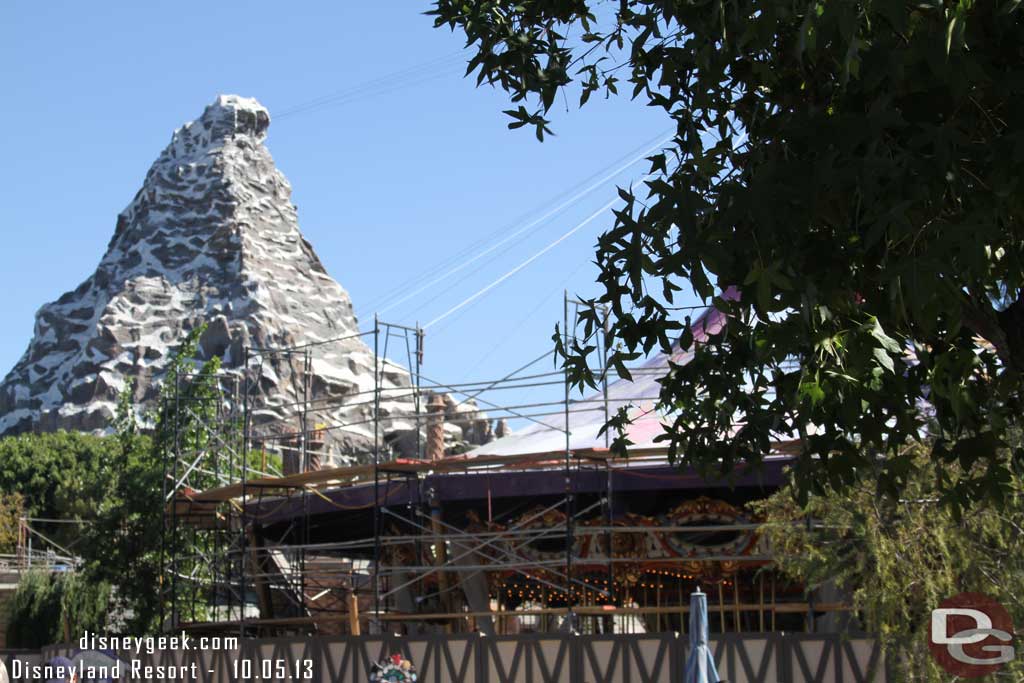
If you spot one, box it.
[467,295,733,457]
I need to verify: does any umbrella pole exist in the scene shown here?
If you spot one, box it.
[656,580,662,632]
[733,579,740,632]
[717,582,725,633]
[678,577,684,633]
[759,573,765,632]
[771,574,777,631]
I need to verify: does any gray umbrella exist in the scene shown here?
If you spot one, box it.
[683,589,722,683]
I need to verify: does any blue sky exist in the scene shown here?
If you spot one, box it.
[1,2,696,411]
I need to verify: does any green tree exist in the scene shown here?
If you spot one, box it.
[81,427,162,633]
[430,1,1024,507]
[5,571,110,648]
[92,325,270,630]
[0,492,23,553]
[5,571,62,648]
[83,326,221,633]
[0,429,154,635]
[754,443,1024,681]
[0,432,119,536]
[59,572,112,641]
[3,326,260,636]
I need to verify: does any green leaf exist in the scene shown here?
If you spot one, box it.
[873,347,895,373]
[868,317,902,353]
[799,379,826,406]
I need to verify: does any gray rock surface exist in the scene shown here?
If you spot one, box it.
[0,95,430,463]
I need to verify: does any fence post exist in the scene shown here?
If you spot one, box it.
[834,634,844,683]
[776,633,791,682]
[570,634,581,683]
[475,633,487,683]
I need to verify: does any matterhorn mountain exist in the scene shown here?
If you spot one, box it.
[0,95,490,463]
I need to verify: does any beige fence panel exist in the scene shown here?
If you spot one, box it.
[32,633,888,683]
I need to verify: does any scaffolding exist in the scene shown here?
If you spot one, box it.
[162,297,829,637]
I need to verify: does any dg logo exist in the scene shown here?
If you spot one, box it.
[929,592,1016,678]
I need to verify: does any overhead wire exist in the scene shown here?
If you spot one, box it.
[356,128,672,317]
[271,51,675,335]
[274,51,468,120]
[434,257,592,377]
[370,133,672,319]
[423,170,658,331]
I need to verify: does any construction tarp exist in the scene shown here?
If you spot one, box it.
[466,293,734,457]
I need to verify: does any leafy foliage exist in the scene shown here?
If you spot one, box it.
[0,431,127,639]
[0,431,120,546]
[5,571,63,648]
[754,443,1024,681]
[0,428,156,633]
[59,572,113,643]
[5,571,110,648]
[0,492,23,554]
[84,325,226,631]
[91,325,268,630]
[2,326,249,636]
[79,428,162,633]
[430,0,1024,506]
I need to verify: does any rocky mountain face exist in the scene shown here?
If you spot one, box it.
[0,95,490,464]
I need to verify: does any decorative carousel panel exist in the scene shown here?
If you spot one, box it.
[661,496,760,564]
[585,513,663,561]
[503,507,584,564]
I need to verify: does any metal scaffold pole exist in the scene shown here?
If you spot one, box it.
[300,348,311,617]
[563,290,575,625]
[601,304,611,449]
[240,346,250,640]
[415,323,423,459]
[213,382,222,618]
[373,314,382,630]
[159,391,169,631]
[601,303,614,621]
[171,371,180,630]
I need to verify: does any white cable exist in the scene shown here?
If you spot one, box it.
[423,173,655,330]
[276,51,466,120]
[378,137,670,317]
[358,129,672,316]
